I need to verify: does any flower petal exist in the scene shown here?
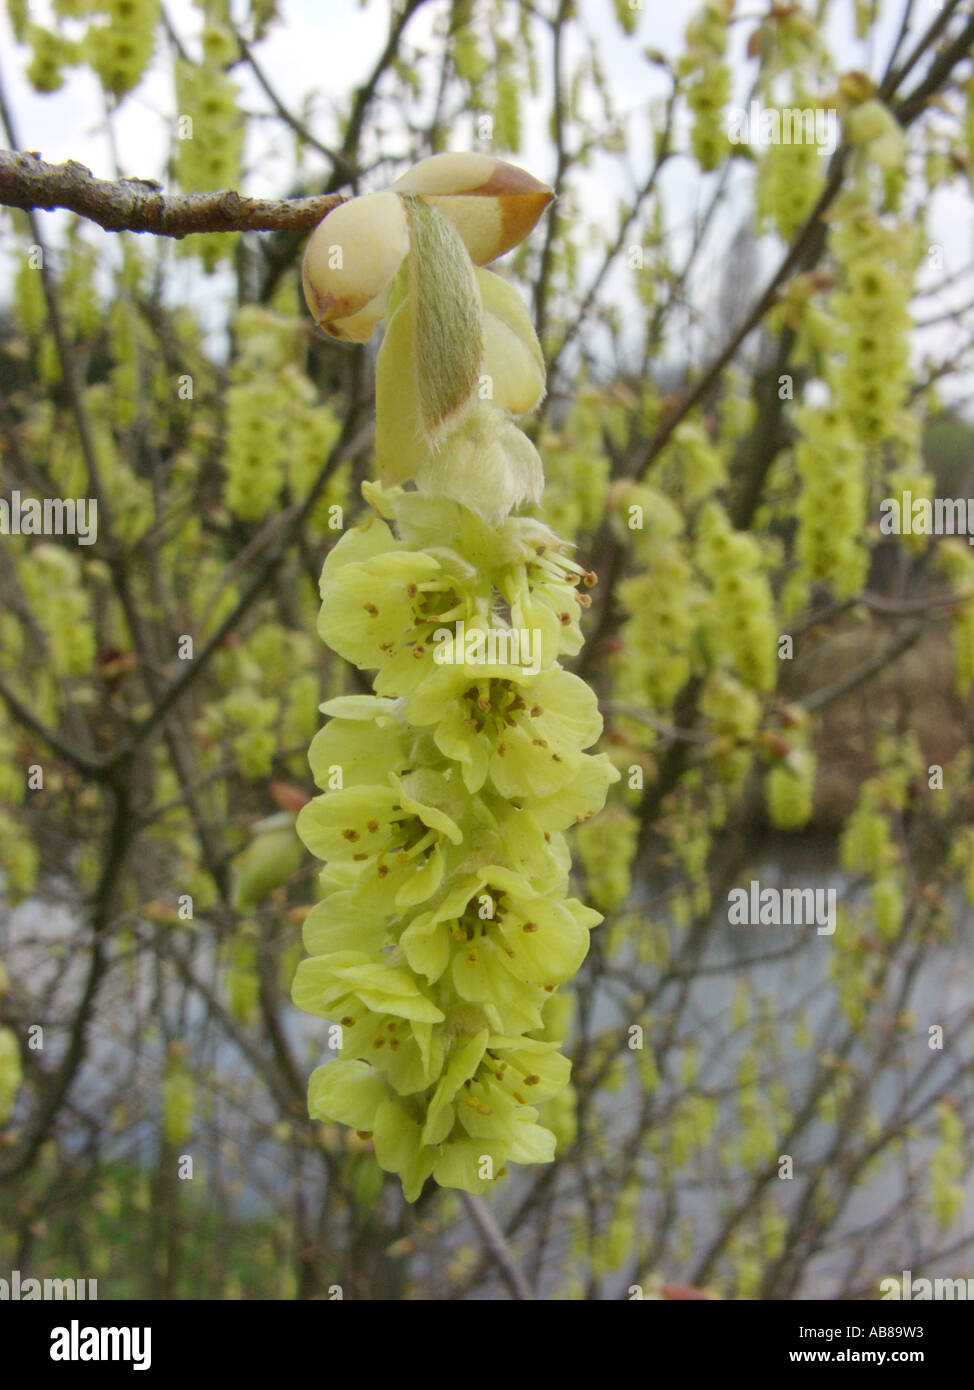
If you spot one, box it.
[308,1059,388,1129]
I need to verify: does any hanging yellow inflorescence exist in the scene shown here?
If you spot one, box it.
[292,155,619,1199]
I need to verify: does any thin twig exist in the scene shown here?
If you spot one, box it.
[236,34,358,182]
[0,677,109,779]
[804,622,924,713]
[460,1191,535,1300]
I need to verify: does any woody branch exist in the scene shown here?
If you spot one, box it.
[0,148,343,237]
